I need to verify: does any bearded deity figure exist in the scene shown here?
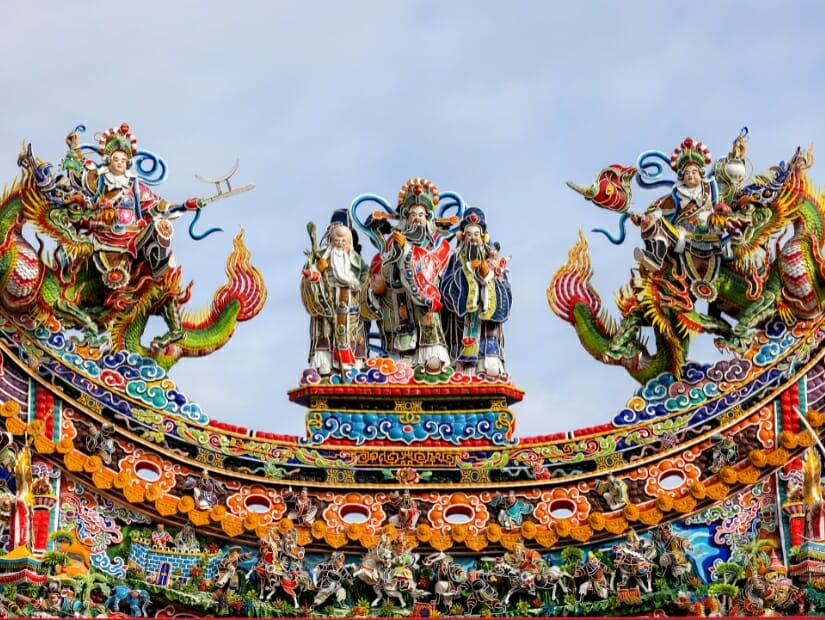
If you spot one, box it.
[301,213,370,376]
[440,207,511,376]
[369,179,452,372]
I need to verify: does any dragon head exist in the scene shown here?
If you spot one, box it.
[728,152,813,263]
[566,164,639,214]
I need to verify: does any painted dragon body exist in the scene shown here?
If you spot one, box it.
[0,152,266,370]
[549,148,825,383]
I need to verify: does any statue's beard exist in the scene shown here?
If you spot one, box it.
[403,223,428,245]
[465,244,484,262]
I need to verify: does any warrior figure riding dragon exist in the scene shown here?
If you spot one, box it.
[549,128,825,383]
[1,122,265,369]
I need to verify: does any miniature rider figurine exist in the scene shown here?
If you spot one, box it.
[440,207,512,376]
[64,123,201,346]
[632,137,729,273]
[301,214,370,375]
[370,178,452,373]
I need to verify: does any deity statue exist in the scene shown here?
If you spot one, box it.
[440,207,512,376]
[489,490,533,530]
[301,212,370,375]
[282,486,318,527]
[11,122,264,367]
[387,489,421,530]
[594,474,629,511]
[368,179,453,372]
[631,137,731,275]
[551,128,819,383]
[173,523,200,553]
[151,523,174,550]
[215,545,253,593]
[182,470,227,510]
[803,447,825,540]
[9,441,32,550]
[60,123,205,347]
[82,422,116,465]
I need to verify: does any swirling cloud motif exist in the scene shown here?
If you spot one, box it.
[533,487,591,527]
[323,493,387,534]
[226,485,286,526]
[304,411,514,445]
[641,455,702,498]
[427,493,490,535]
[118,449,177,494]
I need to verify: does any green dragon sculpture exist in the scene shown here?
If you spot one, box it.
[548,144,823,384]
[0,143,266,370]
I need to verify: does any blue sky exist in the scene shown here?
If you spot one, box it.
[2,2,824,439]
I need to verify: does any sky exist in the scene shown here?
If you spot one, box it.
[1,1,824,440]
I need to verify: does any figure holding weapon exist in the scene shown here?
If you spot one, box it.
[300,213,370,376]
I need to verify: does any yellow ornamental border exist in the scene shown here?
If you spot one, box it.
[673,496,696,513]
[311,519,327,540]
[278,518,295,535]
[465,534,488,552]
[534,530,558,548]
[520,521,537,540]
[83,455,103,474]
[655,494,673,513]
[429,534,453,552]
[56,438,74,455]
[798,430,816,449]
[64,451,86,473]
[346,523,362,542]
[33,435,54,454]
[123,484,145,504]
[209,504,227,523]
[486,523,502,543]
[221,515,244,538]
[588,512,606,532]
[113,471,131,489]
[382,524,399,541]
[808,409,825,428]
[767,448,790,467]
[297,527,312,547]
[689,481,706,500]
[639,508,663,526]
[6,416,26,436]
[604,516,628,536]
[706,482,730,500]
[571,525,594,542]
[243,513,260,532]
[177,495,195,513]
[554,520,571,538]
[451,524,467,543]
[91,469,115,490]
[623,503,640,522]
[415,523,432,543]
[324,531,348,549]
[0,401,21,417]
[779,431,798,450]
[737,466,761,485]
[26,420,45,437]
[155,496,179,517]
[190,509,211,528]
[748,449,768,468]
[145,483,163,502]
[718,466,739,485]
